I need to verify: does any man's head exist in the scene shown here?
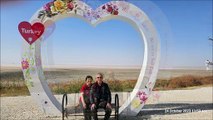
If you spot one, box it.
[85,75,93,87]
[96,73,104,85]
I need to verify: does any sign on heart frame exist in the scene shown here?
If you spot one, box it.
[18,21,45,45]
[21,0,160,117]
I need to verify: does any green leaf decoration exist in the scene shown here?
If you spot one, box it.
[25,80,34,88]
[30,58,35,66]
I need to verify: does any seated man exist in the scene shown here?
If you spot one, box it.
[90,73,112,120]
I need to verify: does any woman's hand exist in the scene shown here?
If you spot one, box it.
[106,103,112,109]
[82,102,86,109]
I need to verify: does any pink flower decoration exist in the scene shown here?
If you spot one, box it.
[139,95,148,102]
[139,94,148,103]
[137,91,142,96]
[137,90,148,104]
[22,60,29,70]
[107,5,113,13]
[67,2,74,10]
[102,5,106,9]
[113,10,119,15]
[137,91,146,96]
[104,3,119,15]
[44,2,53,11]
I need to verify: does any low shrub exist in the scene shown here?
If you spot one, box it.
[1,75,212,96]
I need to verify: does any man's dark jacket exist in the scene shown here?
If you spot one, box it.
[90,82,111,104]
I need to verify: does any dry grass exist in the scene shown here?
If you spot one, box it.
[0,74,212,96]
[154,75,213,90]
[48,80,85,94]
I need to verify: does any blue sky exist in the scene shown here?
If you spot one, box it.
[1,0,212,69]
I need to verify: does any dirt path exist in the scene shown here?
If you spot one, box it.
[1,87,212,120]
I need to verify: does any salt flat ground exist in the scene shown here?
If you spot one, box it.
[1,87,212,120]
[1,66,212,83]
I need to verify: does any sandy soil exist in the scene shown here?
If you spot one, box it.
[1,87,212,120]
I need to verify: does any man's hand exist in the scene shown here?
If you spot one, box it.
[91,103,96,110]
[106,103,112,109]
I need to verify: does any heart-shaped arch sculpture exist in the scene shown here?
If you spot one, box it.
[21,0,160,117]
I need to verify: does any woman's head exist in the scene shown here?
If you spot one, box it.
[85,75,93,86]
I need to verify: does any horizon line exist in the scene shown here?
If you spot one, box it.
[1,64,209,70]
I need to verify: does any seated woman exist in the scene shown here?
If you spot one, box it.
[80,75,93,120]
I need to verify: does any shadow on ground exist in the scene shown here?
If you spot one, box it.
[110,103,213,120]
[133,103,212,120]
[140,103,212,115]
[64,103,212,120]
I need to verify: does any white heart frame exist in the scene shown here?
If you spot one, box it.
[21,0,160,117]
